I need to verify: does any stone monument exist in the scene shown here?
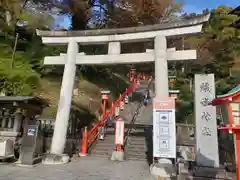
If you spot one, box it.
[193,74,227,179]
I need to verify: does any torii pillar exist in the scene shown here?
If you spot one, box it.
[148,36,175,179]
[42,41,79,164]
[154,36,168,97]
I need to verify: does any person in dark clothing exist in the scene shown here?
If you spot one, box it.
[143,90,149,105]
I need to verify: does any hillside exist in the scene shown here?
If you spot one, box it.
[232,57,240,75]
[36,72,129,119]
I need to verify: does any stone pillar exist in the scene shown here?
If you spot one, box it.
[1,116,7,128]
[108,42,120,54]
[1,111,8,129]
[192,75,226,178]
[7,116,13,129]
[194,74,219,167]
[17,116,30,164]
[154,35,169,97]
[13,113,22,132]
[43,40,78,165]
[151,35,174,178]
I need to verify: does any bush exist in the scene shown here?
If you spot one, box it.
[0,58,40,96]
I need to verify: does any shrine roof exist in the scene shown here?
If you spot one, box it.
[210,84,240,105]
[0,96,49,107]
[231,19,240,29]
[229,6,240,16]
[36,14,210,37]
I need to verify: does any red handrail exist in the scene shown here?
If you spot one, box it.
[80,80,137,155]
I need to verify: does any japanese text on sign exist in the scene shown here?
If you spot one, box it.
[194,74,219,167]
[199,80,214,136]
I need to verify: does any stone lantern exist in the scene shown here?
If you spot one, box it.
[169,90,180,99]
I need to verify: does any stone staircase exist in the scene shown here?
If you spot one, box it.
[89,127,115,158]
[89,81,151,160]
[89,101,141,159]
[124,85,153,163]
[125,126,153,162]
[125,129,147,161]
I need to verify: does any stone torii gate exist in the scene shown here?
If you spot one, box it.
[37,14,210,165]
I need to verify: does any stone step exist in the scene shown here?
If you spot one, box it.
[127,146,146,151]
[93,142,114,149]
[94,140,114,145]
[91,149,113,155]
[90,153,111,159]
[126,151,147,157]
[93,140,114,146]
[129,129,146,134]
[92,142,114,149]
[127,143,147,147]
[129,136,146,140]
[98,134,115,139]
[127,156,148,161]
[128,141,146,146]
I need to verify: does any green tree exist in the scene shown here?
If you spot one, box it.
[186,6,240,78]
[0,57,40,96]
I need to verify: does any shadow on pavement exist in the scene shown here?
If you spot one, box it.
[145,126,153,166]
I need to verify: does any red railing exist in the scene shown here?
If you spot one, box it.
[80,79,138,156]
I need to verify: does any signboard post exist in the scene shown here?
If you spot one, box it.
[115,120,125,146]
[153,97,176,159]
[111,119,125,161]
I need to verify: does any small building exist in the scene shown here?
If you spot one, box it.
[0,96,49,132]
[229,6,240,16]
[229,6,240,29]
[210,85,240,125]
[0,96,49,159]
[210,85,240,170]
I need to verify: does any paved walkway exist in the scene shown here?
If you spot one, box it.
[0,157,153,180]
[0,81,155,180]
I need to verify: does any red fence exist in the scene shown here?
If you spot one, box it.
[80,79,138,156]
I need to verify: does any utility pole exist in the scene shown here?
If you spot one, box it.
[11,0,28,69]
[11,33,19,68]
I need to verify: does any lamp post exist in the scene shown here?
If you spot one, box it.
[100,90,110,115]
[11,0,28,68]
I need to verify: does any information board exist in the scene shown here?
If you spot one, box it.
[153,97,176,158]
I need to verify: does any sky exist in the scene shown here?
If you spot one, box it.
[181,0,239,14]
